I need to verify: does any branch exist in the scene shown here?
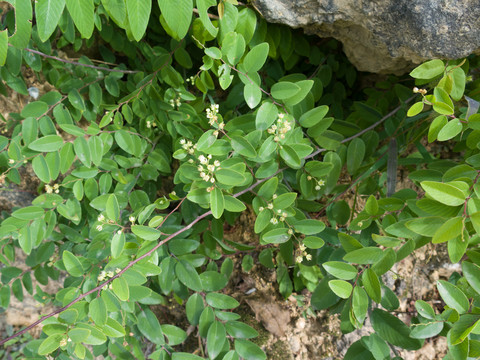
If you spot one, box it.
[307,96,415,160]
[21,47,140,74]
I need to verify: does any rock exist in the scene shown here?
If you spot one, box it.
[252,0,480,74]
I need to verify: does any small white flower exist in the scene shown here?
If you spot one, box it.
[8,159,14,164]
[96,225,103,231]
[199,155,207,164]
[299,244,306,252]
[315,185,321,191]
[288,229,294,235]
[129,216,135,223]
[207,164,215,172]
[305,254,312,261]
[207,154,212,159]
[214,160,220,167]
[210,177,215,183]
[115,268,121,274]
[270,218,278,225]
[279,216,285,222]
[272,194,278,200]
[317,180,325,186]
[278,113,285,119]
[117,230,122,235]
[274,136,280,142]
[98,214,105,222]
[295,256,303,263]
[218,122,225,130]
[107,271,114,278]
[267,203,274,210]
[282,212,287,217]
[259,207,264,212]
[307,176,312,180]
[277,209,282,214]
[146,121,151,128]
[198,165,204,171]
[188,159,194,163]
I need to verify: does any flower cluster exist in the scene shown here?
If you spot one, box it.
[198,154,221,191]
[187,75,196,84]
[146,120,157,129]
[169,97,181,108]
[45,183,60,194]
[295,243,312,263]
[259,200,291,225]
[180,138,196,155]
[267,113,292,142]
[97,268,121,282]
[206,104,225,132]
[413,87,427,95]
[307,176,325,191]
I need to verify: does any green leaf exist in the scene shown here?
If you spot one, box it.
[38,334,64,355]
[410,322,443,339]
[28,135,63,152]
[328,279,352,299]
[462,262,480,295]
[303,236,325,249]
[126,0,152,41]
[207,321,227,359]
[255,102,278,131]
[73,136,91,167]
[280,144,301,169]
[137,307,165,345]
[258,177,278,199]
[222,31,246,65]
[407,101,424,117]
[450,314,480,345]
[343,247,384,265]
[323,261,357,280]
[112,277,129,301]
[206,292,239,309]
[68,88,85,111]
[225,321,258,339]
[224,195,246,212]
[62,250,83,277]
[371,309,422,350]
[433,87,454,116]
[111,231,125,258]
[158,0,192,40]
[437,280,469,314]
[365,195,379,215]
[162,324,187,346]
[131,225,161,241]
[231,135,257,158]
[273,192,296,209]
[89,297,107,326]
[437,118,462,140]
[68,328,91,343]
[242,43,269,73]
[262,228,291,244]
[362,268,381,303]
[8,0,32,49]
[0,30,7,66]
[235,339,266,360]
[299,105,329,128]
[216,168,246,186]
[415,300,436,320]
[432,216,463,243]
[172,354,205,360]
[106,194,120,222]
[21,101,48,118]
[271,82,301,100]
[244,82,262,109]
[347,138,365,174]
[210,187,225,219]
[421,181,466,206]
[12,206,44,220]
[176,260,203,292]
[205,46,222,59]
[65,0,94,38]
[410,59,444,79]
[293,219,325,235]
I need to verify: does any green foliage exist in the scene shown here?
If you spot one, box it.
[1,0,480,359]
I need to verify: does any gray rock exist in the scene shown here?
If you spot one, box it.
[252,0,480,74]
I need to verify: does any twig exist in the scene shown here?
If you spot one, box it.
[21,47,139,74]
[307,96,416,160]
